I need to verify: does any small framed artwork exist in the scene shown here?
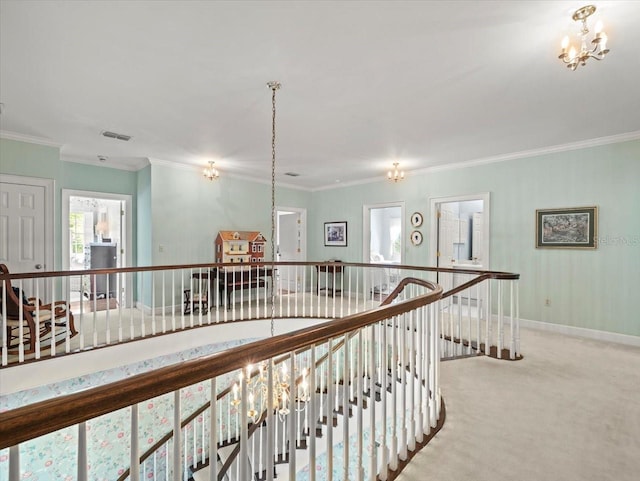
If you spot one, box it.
[411,212,423,227]
[536,206,598,249]
[410,230,423,246]
[324,221,348,247]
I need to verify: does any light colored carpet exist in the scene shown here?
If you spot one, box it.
[396,327,640,481]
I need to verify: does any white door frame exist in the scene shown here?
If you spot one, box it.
[0,174,55,271]
[62,189,133,304]
[362,201,405,263]
[62,189,133,270]
[275,206,307,261]
[428,193,490,269]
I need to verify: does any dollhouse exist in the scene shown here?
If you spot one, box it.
[215,231,267,265]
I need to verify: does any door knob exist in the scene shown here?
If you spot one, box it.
[35,264,43,269]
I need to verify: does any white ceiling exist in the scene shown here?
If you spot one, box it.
[1,0,639,190]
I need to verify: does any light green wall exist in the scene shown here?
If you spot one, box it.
[136,165,152,267]
[3,137,638,337]
[309,139,640,337]
[149,162,310,265]
[0,138,138,269]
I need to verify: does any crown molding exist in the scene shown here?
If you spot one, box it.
[313,130,640,191]
[0,130,63,148]
[62,155,149,172]
[148,158,309,191]
[415,130,640,176]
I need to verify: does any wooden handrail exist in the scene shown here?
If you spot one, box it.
[0,284,443,448]
[0,261,519,281]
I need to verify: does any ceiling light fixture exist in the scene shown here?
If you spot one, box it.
[387,161,405,182]
[558,5,609,71]
[203,161,219,181]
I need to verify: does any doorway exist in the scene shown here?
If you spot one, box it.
[363,202,404,300]
[276,206,307,292]
[429,193,490,270]
[62,190,133,308]
[363,202,404,264]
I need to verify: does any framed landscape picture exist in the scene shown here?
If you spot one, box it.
[536,206,598,249]
[324,221,347,247]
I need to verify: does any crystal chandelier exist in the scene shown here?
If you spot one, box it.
[203,161,219,181]
[387,161,405,182]
[558,5,609,71]
[232,361,310,423]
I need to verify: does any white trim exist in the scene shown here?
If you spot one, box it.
[428,193,490,269]
[62,155,149,172]
[312,131,640,192]
[0,174,55,271]
[62,189,133,306]
[363,201,405,264]
[0,130,63,148]
[520,318,640,348]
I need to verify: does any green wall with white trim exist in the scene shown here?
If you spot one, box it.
[309,139,640,336]
[2,137,638,336]
[0,138,138,270]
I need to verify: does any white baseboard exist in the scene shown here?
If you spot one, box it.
[520,318,640,348]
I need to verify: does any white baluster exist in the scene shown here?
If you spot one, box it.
[498,280,504,359]
[343,333,351,481]
[379,319,388,480]
[357,329,364,481]
[369,324,377,480]
[161,271,166,333]
[515,280,521,358]
[408,312,416,452]
[309,345,317,481]
[266,359,274,481]
[288,353,296,480]
[209,378,218,481]
[327,338,334,481]
[239,369,248,480]
[151,271,157,335]
[389,315,398,470]
[416,307,424,445]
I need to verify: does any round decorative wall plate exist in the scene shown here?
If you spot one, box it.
[410,230,423,246]
[411,212,423,227]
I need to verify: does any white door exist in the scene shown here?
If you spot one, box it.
[0,181,46,274]
[438,205,457,268]
[276,207,306,292]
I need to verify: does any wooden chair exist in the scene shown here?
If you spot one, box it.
[1,264,77,354]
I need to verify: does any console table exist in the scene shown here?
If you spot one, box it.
[316,263,343,297]
[212,267,274,309]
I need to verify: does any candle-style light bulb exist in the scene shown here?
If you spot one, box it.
[600,33,608,52]
[569,46,577,60]
[561,36,569,50]
[595,20,603,34]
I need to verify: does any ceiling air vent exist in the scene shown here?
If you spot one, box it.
[101,130,132,141]
[285,172,300,177]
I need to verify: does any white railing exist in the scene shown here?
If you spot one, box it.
[1,262,519,367]
[1,278,447,481]
[0,265,520,480]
